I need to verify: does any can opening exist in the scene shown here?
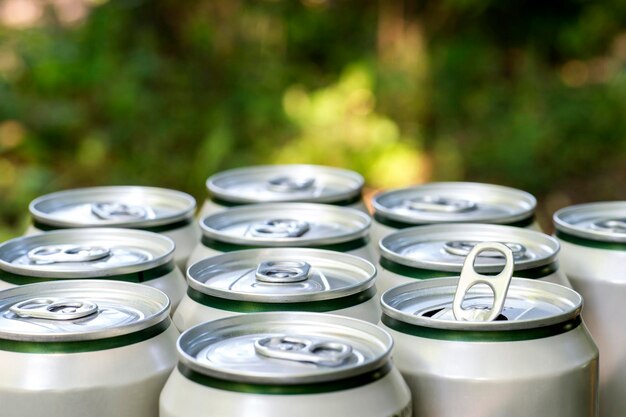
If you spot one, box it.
[444,240,527,260]
[255,260,311,283]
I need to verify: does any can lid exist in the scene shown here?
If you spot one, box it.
[177,312,392,384]
[381,277,582,331]
[373,182,536,225]
[0,228,174,278]
[380,224,558,273]
[188,248,375,302]
[0,280,170,342]
[554,202,626,243]
[200,203,370,247]
[206,165,364,204]
[29,186,196,228]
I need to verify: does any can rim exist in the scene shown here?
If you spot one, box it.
[0,228,175,278]
[29,186,196,228]
[381,277,582,331]
[200,203,371,246]
[187,248,376,302]
[0,280,170,342]
[372,182,536,225]
[177,312,392,385]
[553,201,626,243]
[379,223,559,272]
[206,164,364,204]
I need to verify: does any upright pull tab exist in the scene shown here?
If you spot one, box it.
[254,335,352,367]
[256,261,311,283]
[27,245,111,264]
[248,219,310,238]
[591,218,626,233]
[452,242,514,322]
[267,176,315,192]
[91,202,152,220]
[444,241,526,259]
[403,196,477,213]
[10,298,99,320]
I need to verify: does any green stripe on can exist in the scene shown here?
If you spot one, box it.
[201,236,370,253]
[0,260,176,285]
[556,231,626,251]
[0,318,171,353]
[379,257,558,280]
[187,286,376,313]
[373,213,536,229]
[178,361,391,395]
[210,193,363,208]
[32,218,193,233]
[381,314,581,342]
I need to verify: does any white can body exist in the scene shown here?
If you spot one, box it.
[199,198,368,219]
[2,324,179,417]
[384,323,598,417]
[160,364,411,417]
[172,292,381,332]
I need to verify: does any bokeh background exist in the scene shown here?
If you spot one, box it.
[1,0,625,239]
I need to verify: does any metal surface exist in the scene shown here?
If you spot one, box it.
[254,335,353,367]
[554,201,626,242]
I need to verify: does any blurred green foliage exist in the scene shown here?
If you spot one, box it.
[0,0,625,238]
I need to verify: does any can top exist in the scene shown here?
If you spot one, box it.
[372,182,536,225]
[381,277,582,331]
[29,186,196,228]
[0,228,174,278]
[380,224,558,273]
[0,280,170,342]
[200,203,371,247]
[554,201,626,243]
[187,248,376,302]
[178,312,392,384]
[206,165,364,204]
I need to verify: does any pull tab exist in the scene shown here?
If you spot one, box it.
[444,241,526,260]
[452,242,514,322]
[248,219,310,238]
[255,261,311,283]
[91,202,152,221]
[267,176,315,192]
[402,196,477,213]
[27,245,111,264]
[591,218,626,233]
[10,298,99,320]
[254,335,352,367]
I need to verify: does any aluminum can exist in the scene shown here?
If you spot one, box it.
[371,182,540,246]
[377,223,568,295]
[381,242,598,417]
[188,203,376,268]
[554,202,626,417]
[0,228,187,311]
[0,280,179,417]
[175,248,379,331]
[160,312,412,417]
[27,186,200,269]
[200,164,367,218]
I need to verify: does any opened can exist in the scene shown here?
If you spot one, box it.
[27,186,200,269]
[0,228,187,311]
[0,280,178,417]
[175,248,379,331]
[160,312,412,417]
[200,164,366,218]
[188,203,375,268]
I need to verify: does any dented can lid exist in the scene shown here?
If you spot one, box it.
[177,312,392,384]
[380,224,559,273]
[200,203,370,247]
[29,186,196,229]
[187,248,376,303]
[373,182,536,226]
[0,280,170,342]
[554,201,626,243]
[206,165,364,205]
[0,228,174,279]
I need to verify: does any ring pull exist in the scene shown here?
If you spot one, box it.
[91,202,152,220]
[255,261,311,283]
[444,240,526,259]
[452,242,514,322]
[248,219,310,238]
[27,245,111,264]
[267,176,315,192]
[402,196,477,213]
[591,218,626,233]
[254,335,352,367]
[10,298,99,320]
